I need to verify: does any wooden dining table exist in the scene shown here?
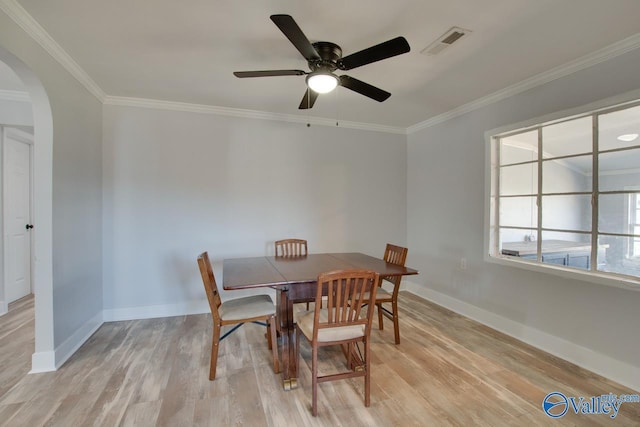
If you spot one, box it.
[222,252,419,390]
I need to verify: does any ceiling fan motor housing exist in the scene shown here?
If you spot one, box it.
[310,41,342,72]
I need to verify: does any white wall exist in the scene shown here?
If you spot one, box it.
[407,47,640,391]
[102,105,406,317]
[0,10,103,367]
[49,72,102,349]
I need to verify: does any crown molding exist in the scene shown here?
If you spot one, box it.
[103,96,407,135]
[0,88,30,102]
[0,0,106,102]
[407,32,640,134]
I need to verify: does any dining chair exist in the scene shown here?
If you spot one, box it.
[274,238,308,257]
[295,269,379,416]
[275,239,314,309]
[374,243,408,344]
[197,251,280,380]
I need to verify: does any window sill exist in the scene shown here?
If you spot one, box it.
[485,254,640,292]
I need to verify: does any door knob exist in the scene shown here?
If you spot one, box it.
[25,224,34,230]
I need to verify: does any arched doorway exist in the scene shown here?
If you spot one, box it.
[0,45,55,372]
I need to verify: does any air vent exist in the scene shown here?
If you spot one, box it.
[421,27,471,56]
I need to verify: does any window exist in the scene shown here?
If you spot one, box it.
[628,192,640,258]
[490,101,640,283]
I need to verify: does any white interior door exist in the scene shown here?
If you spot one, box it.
[3,127,33,303]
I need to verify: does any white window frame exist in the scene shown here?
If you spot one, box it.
[628,190,640,258]
[484,91,640,292]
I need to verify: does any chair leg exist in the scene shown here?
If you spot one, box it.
[268,316,280,374]
[209,322,221,380]
[312,344,318,416]
[267,321,273,350]
[392,300,400,345]
[364,337,371,407]
[377,302,384,330]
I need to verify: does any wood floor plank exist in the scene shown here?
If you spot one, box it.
[192,396,230,427]
[0,295,34,399]
[1,292,638,426]
[120,400,162,427]
[0,402,23,426]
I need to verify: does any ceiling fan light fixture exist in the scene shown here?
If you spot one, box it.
[617,133,639,142]
[306,72,338,94]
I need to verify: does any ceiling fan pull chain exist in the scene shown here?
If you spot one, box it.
[307,87,311,127]
[335,88,339,127]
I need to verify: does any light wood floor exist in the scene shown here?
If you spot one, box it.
[1,293,638,426]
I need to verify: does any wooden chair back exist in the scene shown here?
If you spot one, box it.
[313,269,379,342]
[275,238,308,257]
[197,252,222,323]
[382,243,408,287]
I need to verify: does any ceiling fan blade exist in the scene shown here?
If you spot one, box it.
[234,70,306,78]
[298,89,319,109]
[338,36,410,70]
[339,75,391,102]
[270,14,320,61]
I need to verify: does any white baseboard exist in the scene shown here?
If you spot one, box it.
[403,280,640,393]
[0,300,7,316]
[52,310,104,370]
[28,309,104,373]
[30,350,55,373]
[31,302,205,373]
[103,300,209,322]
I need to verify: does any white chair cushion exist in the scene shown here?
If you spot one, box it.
[298,309,365,343]
[219,294,275,321]
[362,287,391,301]
[375,287,392,299]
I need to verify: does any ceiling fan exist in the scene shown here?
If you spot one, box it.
[233,14,410,109]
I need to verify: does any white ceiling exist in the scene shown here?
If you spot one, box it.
[5,0,640,128]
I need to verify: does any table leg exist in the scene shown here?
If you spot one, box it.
[341,342,364,371]
[276,288,298,390]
